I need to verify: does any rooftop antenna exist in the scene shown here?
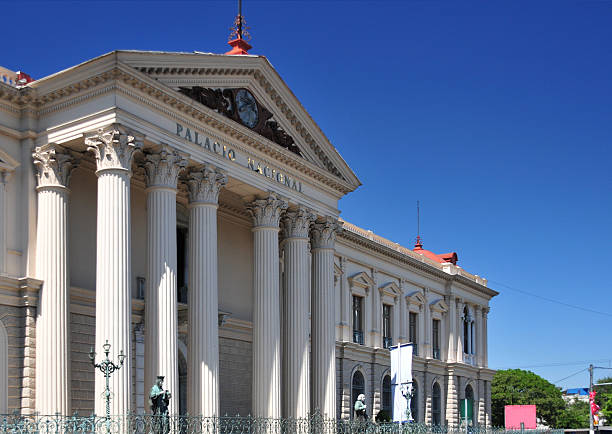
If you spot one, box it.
[226,0,252,55]
[414,200,423,250]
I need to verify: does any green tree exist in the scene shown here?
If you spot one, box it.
[557,399,590,429]
[595,376,612,423]
[491,369,566,428]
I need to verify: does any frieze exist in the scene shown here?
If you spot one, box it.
[175,122,303,193]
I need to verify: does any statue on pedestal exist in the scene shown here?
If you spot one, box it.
[150,375,171,433]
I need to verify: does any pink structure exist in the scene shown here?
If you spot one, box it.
[505,405,537,430]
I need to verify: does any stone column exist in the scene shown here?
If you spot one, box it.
[475,305,483,366]
[398,280,408,343]
[86,125,143,415]
[281,206,314,418]
[339,257,351,342]
[310,217,341,417]
[456,299,464,362]
[478,379,486,426]
[447,295,456,362]
[186,165,227,417]
[370,269,380,348]
[483,308,489,367]
[143,148,188,415]
[423,288,431,358]
[418,303,425,356]
[247,193,287,418]
[32,145,78,415]
[0,169,10,273]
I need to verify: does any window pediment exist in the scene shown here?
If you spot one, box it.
[379,281,401,301]
[406,290,426,307]
[430,298,449,314]
[348,271,374,291]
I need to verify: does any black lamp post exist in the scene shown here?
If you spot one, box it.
[89,340,126,420]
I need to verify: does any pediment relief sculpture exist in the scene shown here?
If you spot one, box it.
[379,282,401,299]
[430,298,449,313]
[178,86,302,157]
[406,290,426,306]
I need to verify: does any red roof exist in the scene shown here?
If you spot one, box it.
[413,236,458,265]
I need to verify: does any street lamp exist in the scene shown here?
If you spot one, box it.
[89,340,126,420]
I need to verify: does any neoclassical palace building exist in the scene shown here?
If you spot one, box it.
[0,45,497,426]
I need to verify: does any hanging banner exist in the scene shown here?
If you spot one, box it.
[390,343,413,423]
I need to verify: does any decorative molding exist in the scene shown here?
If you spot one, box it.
[143,146,189,189]
[430,298,449,314]
[406,290,426,307]
[32,144,80,189]
[178,86,302,156]
[379,281,401,301]
[281,206,315,239]
[185,165,227,205]
[246,192,288,228]
[310,217,341,250]
[348,271,375,291]
[85,124,144,173]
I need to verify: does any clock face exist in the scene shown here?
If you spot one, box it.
[235,89,259,128]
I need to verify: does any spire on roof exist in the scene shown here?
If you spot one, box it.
[226,0,252,55]
[414,235,423,250]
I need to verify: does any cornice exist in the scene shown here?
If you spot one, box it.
[338,230,497,298]
[23,63,354,197]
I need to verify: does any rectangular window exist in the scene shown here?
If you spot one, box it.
[382,304,392,349]
[432,319,440,360]
[409,312,418,356]
[352,296,363,345]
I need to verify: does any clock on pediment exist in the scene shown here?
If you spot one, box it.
[178,86,302,157]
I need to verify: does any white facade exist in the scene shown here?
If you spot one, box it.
[0,50,497,425]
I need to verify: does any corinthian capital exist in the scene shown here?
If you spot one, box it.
[32,144,80,189]
[282,206,315,239]
[310,217,342,250]
[186,165,227,205]
[85,124,143,173]
[143,147,189,189]
[247,193,288,229]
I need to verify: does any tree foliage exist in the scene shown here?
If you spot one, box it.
[557,399,589,429]
[491,369,566,428]
[596,376,612,422]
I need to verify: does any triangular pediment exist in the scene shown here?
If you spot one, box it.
[406,290,426,306]
[116,51,361,190]
[348,271,375,289]
[379,282,401,298]
[430,298,449,313]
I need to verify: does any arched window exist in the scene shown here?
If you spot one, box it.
[410,381,419,422]
[382,375,392,417]
[464,384,475,425]
[351,370,365,419]
[432,382,441,426]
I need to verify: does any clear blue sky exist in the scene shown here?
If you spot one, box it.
[3,1,611,388]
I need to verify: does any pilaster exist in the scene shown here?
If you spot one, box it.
[447,294,456,362]
[475,305,483,367]
[483,307,489,367]
[247,193,287,418]
[186,165,227,417]
[310,217,341,418]
[85,124,143,415]
[143,147,188,415]
[0,169,11,274]
[281,206,314,418]
[456,299,464,363]
[32,144,79,415]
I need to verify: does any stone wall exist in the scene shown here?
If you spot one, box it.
[219,336,252,416]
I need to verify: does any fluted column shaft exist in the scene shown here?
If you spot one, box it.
[187,166,226,417]
[144,149,187,415]
[447,295,456,362]
[282,207,314,418]
[0,171,8,273]
[483,308,489,367]
[248,194,287,418]
[311,218,341,418]
[475,306,483,366]
[456,300,464,362]
[86,126,142,415]
[33,145,78,415]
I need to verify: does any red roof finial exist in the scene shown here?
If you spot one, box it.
[414,235,423,250]
[226,0,252,55]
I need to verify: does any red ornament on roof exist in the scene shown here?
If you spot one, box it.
[225,0,252,55]
[413,236,458,265]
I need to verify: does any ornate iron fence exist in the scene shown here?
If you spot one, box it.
[0,413,566,434]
